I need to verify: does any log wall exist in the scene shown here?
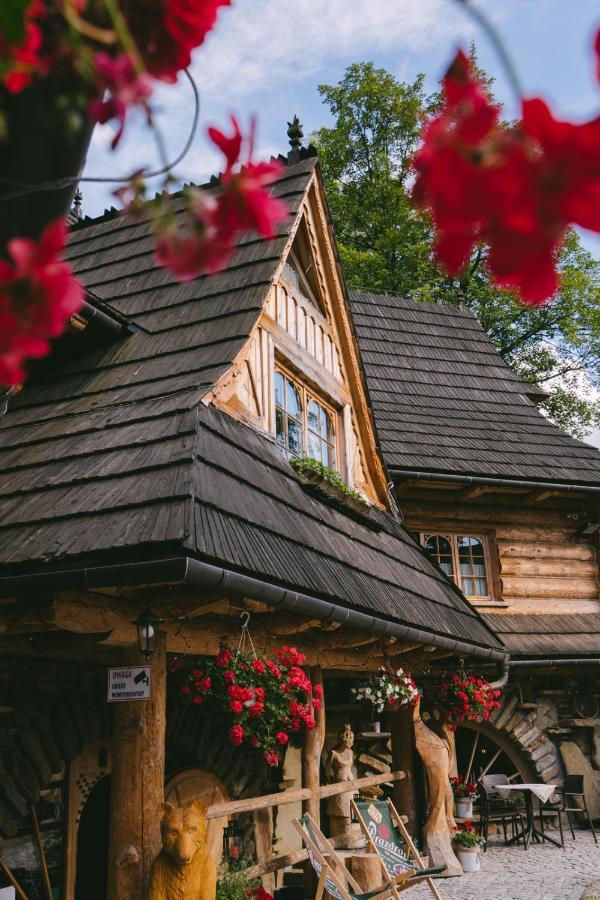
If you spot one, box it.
[397,487,600,614]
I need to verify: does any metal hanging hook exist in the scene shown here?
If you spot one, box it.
[240,611,251,630]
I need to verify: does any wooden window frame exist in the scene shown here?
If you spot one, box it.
[274,364,339,470]
[421,531,501,603]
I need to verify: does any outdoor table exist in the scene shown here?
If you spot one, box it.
[495,783,561,849]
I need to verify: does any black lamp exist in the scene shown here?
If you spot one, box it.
[223,819,244,861]
[134,608,161,658]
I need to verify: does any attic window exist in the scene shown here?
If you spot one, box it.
[275,369,336,468]
[422,533,492,600]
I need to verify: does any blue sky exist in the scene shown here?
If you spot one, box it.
[82,0,600,226]
[81,0,600,446]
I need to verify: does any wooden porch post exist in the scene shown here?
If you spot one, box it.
[107,633,166,900]
[391,706,419,837]
[302,666,325,824]
[302,666,325,896]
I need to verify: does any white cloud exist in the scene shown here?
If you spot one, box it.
[191,0,469,103]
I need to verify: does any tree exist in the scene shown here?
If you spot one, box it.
[314,62,600,438]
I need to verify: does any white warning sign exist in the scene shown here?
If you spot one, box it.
[107,666,151,702]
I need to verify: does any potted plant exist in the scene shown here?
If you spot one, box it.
[352,667,419,727]
[452,822,483,873]
[172,645,321,767]
[436,671,501,724]
[450,775,478,818]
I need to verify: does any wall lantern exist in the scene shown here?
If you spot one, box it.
[223,819,244,861]
[134,608,161,658]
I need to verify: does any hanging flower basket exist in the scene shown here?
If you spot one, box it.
[352,666,418,715]
[171,645,321,767]
[436,671,501,724]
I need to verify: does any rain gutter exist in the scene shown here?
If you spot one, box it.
[388,468,600,496]
[0,555,507,662]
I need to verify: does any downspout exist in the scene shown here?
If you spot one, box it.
[0,555,507,663]
[389,468,600,496]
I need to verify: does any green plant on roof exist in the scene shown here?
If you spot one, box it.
[290,456,364,502]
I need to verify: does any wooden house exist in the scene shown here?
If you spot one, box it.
[350,291,600,813]
[0,149,504,898]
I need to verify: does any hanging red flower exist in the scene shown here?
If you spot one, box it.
[436,671,501,724]
[0,218,84,386]
[413,40,600,305]
[176,645,320,765]
[120,0,231,83]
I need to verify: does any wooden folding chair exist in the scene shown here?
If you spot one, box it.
[352,798,445,900]
[293,813,400,900]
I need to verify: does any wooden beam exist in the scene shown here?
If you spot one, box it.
[391,707,419,837]
[529,489,557,503]
[205,770,406,820]
[107,633,166,900]
[461,485,493,501]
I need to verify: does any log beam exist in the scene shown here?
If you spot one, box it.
[391,707,419,837]
[107,633,166,900]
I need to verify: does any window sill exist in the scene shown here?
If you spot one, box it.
[469,599,511,608]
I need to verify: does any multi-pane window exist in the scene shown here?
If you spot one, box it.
[275,370,336,467]
[422,533,491,599]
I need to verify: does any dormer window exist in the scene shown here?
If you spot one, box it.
[275,369,336,468]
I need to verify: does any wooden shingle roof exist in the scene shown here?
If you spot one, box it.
[487,613,600,656]
[0,159,502,655]
[349,291,600,487]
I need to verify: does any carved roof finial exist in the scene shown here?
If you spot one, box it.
[72,188,83,221]
[287,115,304,163]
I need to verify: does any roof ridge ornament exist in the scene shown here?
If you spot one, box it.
[287,115,304,163]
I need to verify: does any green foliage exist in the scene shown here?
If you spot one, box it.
[314,62,600,438]
[216,867,252,900]
[452,826,483,849]
[290,456,364,502]
[0,1,31,48]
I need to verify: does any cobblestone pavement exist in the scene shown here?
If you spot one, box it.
[409,831,600,900]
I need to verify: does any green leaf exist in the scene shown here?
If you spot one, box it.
[0,0,32,47]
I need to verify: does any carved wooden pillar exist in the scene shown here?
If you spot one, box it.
[302,666,325,824]
[107,633,167,900]
[390,706,419,836]
[302,667,325,897]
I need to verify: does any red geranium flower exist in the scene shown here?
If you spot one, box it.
[229,724,244,745]
[89,53,154,149]
[121,0,231,83]
[0,218,84,386]
[264,749,279,767]
[230,700,243,714]
[216,648,233,668]
[275,731,289,746]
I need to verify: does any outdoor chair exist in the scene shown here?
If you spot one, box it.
[479,774,526,852]
[352,798,444,900]
[538,775,597,846]
[293,813,399,900]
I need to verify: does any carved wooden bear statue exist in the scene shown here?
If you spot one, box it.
[148,800,217,900]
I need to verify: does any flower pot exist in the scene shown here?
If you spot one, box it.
[372,721,381,733]
[456,846,480,873]
[455,797,473,818]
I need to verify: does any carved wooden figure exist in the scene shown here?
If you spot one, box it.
[413,699,462,877]
[325,723,363,848]
[148,800,217,900]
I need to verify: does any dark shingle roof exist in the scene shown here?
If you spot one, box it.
[487,613,600,656]
[349,291,600,487]
[0,159,501,654]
